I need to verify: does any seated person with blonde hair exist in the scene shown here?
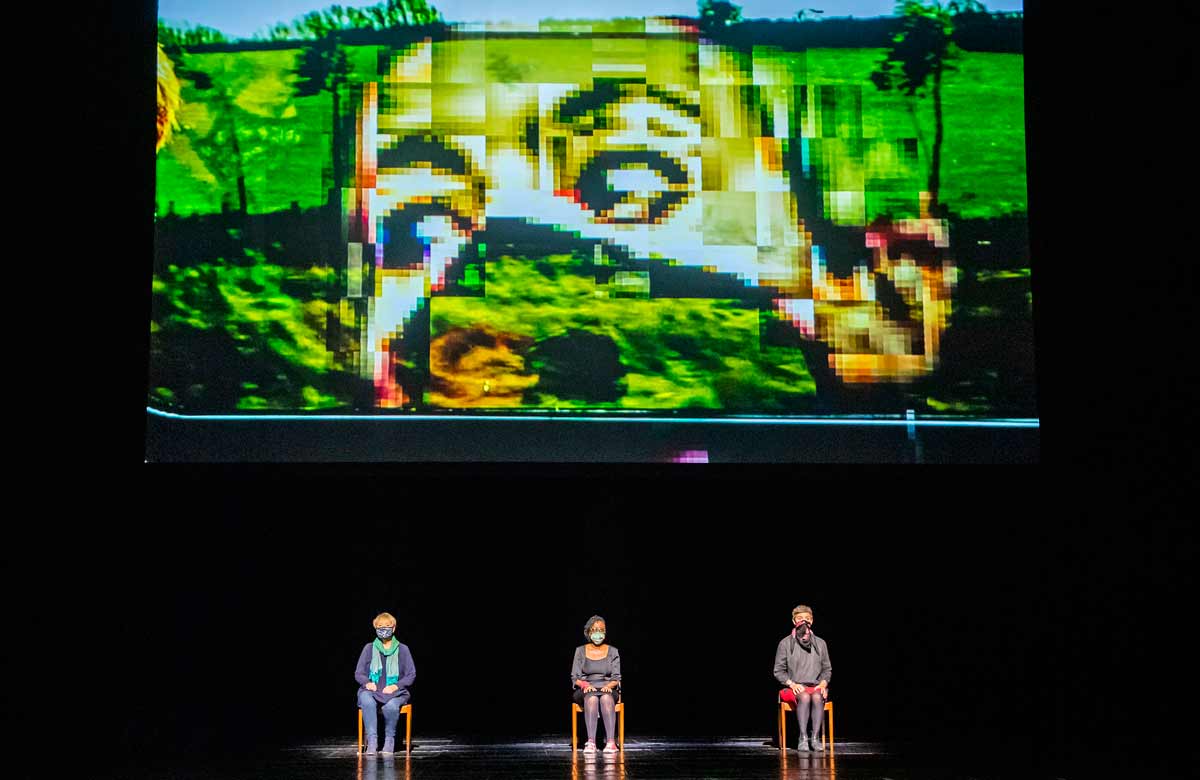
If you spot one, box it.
[354,612,415,755]
[773,604,831,751]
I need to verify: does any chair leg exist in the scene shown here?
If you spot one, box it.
[406,708,412,756]
[571,704,578,751]
[619,705,625,749]
[826,701,833,750]
[357,708,363,752]
[779,705,786,750]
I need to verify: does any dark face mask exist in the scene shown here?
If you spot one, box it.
[794,620,812,646]
[376,626,395,640]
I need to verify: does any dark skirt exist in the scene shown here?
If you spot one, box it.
[573,685,621,706]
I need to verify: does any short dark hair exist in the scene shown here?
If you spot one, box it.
[584,615,607,638]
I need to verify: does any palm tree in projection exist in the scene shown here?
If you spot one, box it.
[292,2,442,203]
[871,1,965,217]
[159,22,257,214]
[698,0,743,37]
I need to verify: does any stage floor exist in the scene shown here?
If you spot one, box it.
[101,736,1081,779]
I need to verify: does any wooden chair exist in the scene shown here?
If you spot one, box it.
[357,703,412,756]
[778,695,833,751]
[571,700,625,750]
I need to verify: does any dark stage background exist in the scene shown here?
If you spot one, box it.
[55,468,1189,777]
[29,1,1192,777]
[109,487,1045,747]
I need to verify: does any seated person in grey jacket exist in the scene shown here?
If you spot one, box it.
[571,615,622,755]
[773,604,832,751]
[354,612,416,755]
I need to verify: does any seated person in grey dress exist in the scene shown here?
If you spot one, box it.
[571,615,622,755]
[354,612,416,755]
[773,604,832,751]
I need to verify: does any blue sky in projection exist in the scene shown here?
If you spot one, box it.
[159,1,1025,37]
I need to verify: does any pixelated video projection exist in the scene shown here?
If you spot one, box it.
[342,29,954,409]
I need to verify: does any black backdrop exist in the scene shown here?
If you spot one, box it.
[119,484,1042,745]
[32,0,1193,775]
[60,466,1189,775]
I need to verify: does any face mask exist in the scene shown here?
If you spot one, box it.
[376,626,394,640]
[590,631,605,645]
[794,620,812,644]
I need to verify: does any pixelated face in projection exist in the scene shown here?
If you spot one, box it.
[346,35,954,407]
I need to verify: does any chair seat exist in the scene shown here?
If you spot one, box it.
[779,700,832,712]
[571,699,625,750]
[357,703,413,755]
[572,702,624,713]
[777,696,834,751]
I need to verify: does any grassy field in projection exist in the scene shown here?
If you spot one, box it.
[155,45,1026,220]
[801,47,1027,218]
[148,252,820,412]
[428,255,817,411]
[155,46,385,216]
[151,40,1032,415]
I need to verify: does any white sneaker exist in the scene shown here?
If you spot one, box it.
[603,741,619,754]
[583,741,597,755]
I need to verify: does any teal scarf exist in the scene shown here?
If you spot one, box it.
[369,638,401,687]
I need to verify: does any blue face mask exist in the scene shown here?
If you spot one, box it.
[376,626,394,639]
